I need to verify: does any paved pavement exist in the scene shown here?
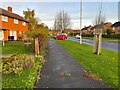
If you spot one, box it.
[36,39,110,88]
[68,37,119,52]
[0,54,12,58]
[0,54,34,58]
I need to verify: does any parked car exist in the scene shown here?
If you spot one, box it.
[54,34,67,40]
[75,34,81,39]
[63,33,68,36]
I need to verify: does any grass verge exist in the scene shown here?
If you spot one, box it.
[56,40,118,88]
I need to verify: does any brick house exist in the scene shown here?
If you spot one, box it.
[0,7,28,41]
[81,25,94,34]
[112,21,120,34]
[92,22,112,34]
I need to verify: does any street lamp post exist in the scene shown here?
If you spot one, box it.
[80,0,82,44]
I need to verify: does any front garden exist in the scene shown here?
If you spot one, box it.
[1,41,46,88]
[2,54,45,88]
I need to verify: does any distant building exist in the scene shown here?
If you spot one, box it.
[112,21,120,34]
[0,7,29,41]
[81,25,94,34]
[92,22,112,34]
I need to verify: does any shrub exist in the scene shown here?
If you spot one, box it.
[2,54,34,75]
[68,32,74,36]
[82,34,120,39]
[102,34,120,39]
[106,28,113,35]
[2,54,45,88]
[82,34,94,37]
[35,54,45,64]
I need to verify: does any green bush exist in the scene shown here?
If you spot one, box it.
[68,32,74,36]
[68,32,79,36]
[2,54,34,75]
[106,28,113,35]
[82,34,120,39]
[2,54,45,88]
[35,54,45,64]
[82,34,94,37]
[102,34,120,39]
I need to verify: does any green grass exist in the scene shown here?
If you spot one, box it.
[0,41,34,54]
[56,40,119,88]
[2,61,42,88]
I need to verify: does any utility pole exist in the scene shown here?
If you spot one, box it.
[55,18,57,30]
[62,10,64,33]
[80,0,82,44]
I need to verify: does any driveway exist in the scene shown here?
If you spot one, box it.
[36,39,110,88]
[68,37,119,52]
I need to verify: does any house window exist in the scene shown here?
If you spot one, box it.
[2,15,8,22]
[22,21,26,26]
[14,19,18,24]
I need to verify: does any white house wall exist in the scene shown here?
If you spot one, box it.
[0,30,4,41]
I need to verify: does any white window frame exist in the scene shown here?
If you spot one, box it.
[2,15,8,22]
[14,19,18,24]
[22,21,26,26]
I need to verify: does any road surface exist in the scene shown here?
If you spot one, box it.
[68,37,120,52]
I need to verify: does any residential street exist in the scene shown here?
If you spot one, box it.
[36,39,110,88]
[67,37,119,52]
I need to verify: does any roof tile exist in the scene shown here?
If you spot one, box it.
[0,8,28,23]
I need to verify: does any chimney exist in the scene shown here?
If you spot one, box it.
[8,7,12,12]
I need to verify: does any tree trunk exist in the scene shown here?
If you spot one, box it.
[97,34,101,55]
[94,34,101,55]
[35,37,40,55]
[93,34,97,53]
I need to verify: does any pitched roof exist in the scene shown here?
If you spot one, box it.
[81,25,92,31]
[93,22,112,29]
[112,21,120,27]
[104,22,112,27]
[0,8,28,23]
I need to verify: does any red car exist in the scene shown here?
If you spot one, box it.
[54,34,67,40]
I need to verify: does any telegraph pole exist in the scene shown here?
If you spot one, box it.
[80,0,82,44]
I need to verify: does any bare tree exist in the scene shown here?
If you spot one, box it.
[93,3,106,25]
[54,18,57,30]
[93,2,106,55]
[54,10,71,32]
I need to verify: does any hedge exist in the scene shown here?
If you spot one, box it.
[82,34,120,39]
[102,34,120,39]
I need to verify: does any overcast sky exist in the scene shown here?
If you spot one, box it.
[1,1,119,29]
